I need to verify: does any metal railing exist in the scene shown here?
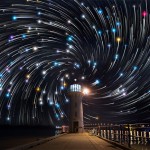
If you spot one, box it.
[85,123,150,149]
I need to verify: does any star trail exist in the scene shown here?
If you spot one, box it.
[0,0,150,125]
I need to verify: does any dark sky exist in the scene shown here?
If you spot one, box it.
[0,0,150,126]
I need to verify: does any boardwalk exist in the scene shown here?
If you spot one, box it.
[30,133,123,150]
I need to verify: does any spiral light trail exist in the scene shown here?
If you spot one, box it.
[0,0,150,125]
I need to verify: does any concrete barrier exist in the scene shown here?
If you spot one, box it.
[7,133,67,150]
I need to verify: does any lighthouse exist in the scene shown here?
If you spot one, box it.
[68,84,84,133]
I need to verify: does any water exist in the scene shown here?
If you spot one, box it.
[0,125,59,149]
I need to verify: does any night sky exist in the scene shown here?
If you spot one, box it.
[0,0,150,126]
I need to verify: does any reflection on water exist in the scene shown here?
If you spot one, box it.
[132,144,150,150]
[114,134,150,150]
[130,139,150,150]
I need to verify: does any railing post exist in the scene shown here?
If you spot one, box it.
[127,124,131,148]
[100,127,101,137]
[120,125,122,144]
[106,126,108,139]
[109,125,111,140]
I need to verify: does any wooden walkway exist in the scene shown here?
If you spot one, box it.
[30,133,123,150]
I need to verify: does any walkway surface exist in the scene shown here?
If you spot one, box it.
[30,133,123,150]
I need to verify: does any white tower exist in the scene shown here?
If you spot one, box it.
[68,84,84,133]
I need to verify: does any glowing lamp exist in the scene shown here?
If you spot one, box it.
[83,88,90,95]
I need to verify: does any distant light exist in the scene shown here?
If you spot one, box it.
[93,62,97,66]
[7,104,11,109]
[55,114,59,118]
[66,49,70,53]
[49,101,54,105]
[43,90,46,94]
[55,103,60,108]
[65,74,69,78]
[28,27,31,30]
[122,88,125,92]
[116,37,121,42]
[107,44,111,47]
[81,14,85,18]
[81,76,85,80]
[120,73,124,77]
[22,34,26,39]
[95,79,100,84]
[7,117,10,121]
[60,78,64,82]
[74,63,80,68]
[42,70,46,75]
[133,66,138,71]
[69,45,73,49]
[115,54,119,60]
[92,25,96,29]
[83,88,90,95]
[38,19,42,24]
[67,36,73,42]
[10,35,14,40]
[12,15,17,21]
[64,82,67,87]
[33,46,38,51]
[88,60,91,64]
[26,74,30,79]
[98,9,103,14]
[38,11,41,15]
[65,99,69,103]
[112,28,116,33]
[116,22,121,26]
[142,11,147,17]
[123,92,126,96]
[67,20,71,24]
[96,117,99,120]
[25,49,29,52]
[36,87,41,92]
[60,86,64,90]
[36,63,40,67]
[0,73,2,78]
[39,101,43,105]
[98,30,102,35]
[6,93,10,98]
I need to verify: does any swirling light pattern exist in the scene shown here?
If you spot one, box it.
[0,0,150,125]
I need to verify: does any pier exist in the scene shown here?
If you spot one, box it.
[28,133,124,150]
